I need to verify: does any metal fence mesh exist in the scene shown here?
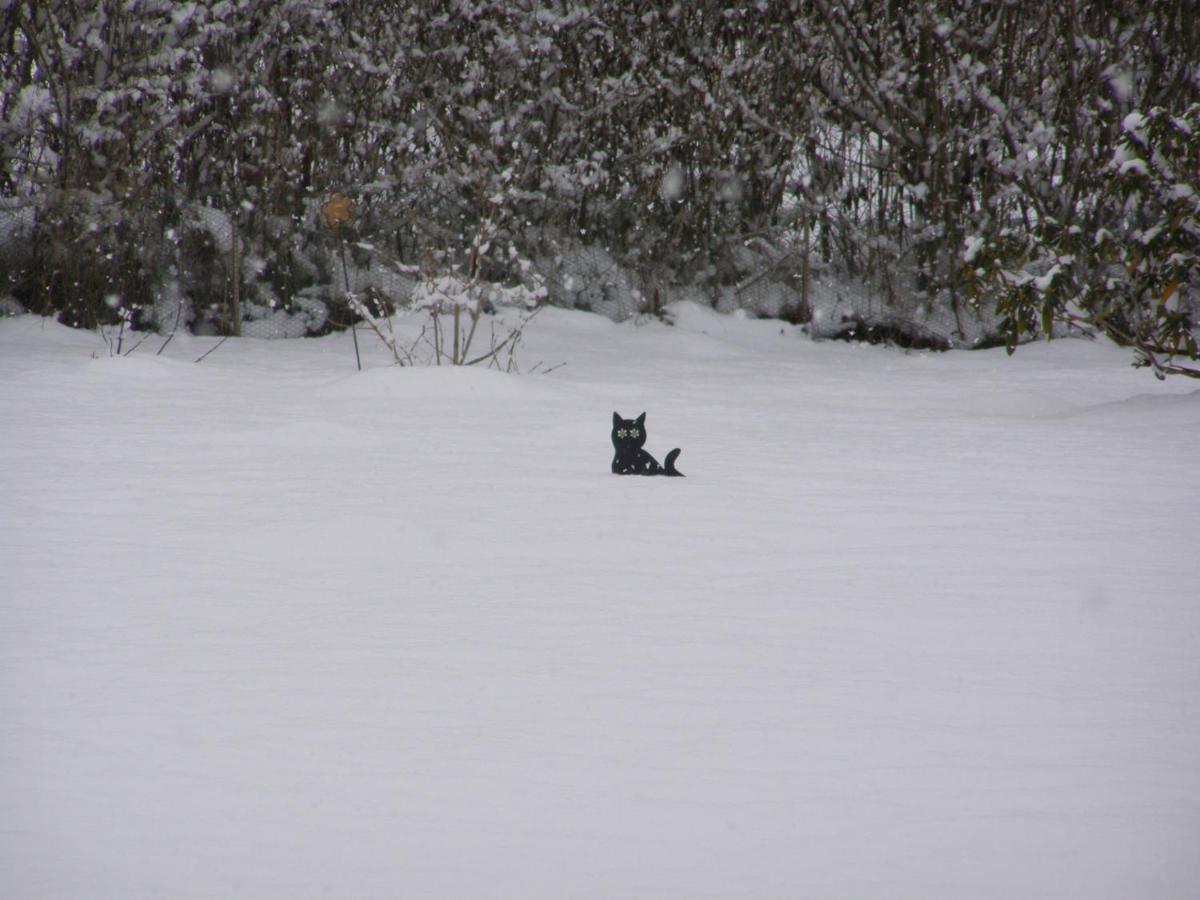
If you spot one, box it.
[0,193,984,350]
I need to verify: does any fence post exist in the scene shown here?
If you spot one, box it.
[321,192,360,370]
[801,218,812,329]
[230,206,242,336]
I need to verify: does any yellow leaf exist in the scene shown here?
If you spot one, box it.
[321,193,354,228]
[1160,278,1179,305]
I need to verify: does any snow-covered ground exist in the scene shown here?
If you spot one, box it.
[2,306,1198,899]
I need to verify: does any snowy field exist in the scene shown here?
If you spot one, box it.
[2,306,1199,899]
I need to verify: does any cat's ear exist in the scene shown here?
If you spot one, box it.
[612,412,622,427]
[636,412,646,427]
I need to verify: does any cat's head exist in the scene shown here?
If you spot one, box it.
[612,411,647,449]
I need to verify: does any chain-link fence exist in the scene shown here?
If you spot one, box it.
[1,191,996,351]
[0,199,36,318]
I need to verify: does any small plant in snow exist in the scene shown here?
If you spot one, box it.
[335,167,546,370]
[410,268,544,368]
[344,288,416,367]
[96,295,137,357]
[342,228,546,369]
[413,179,547,367]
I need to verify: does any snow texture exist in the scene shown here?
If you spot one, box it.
[1,307,1198,898]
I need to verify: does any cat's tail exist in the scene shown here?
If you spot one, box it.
[664,448,684,477]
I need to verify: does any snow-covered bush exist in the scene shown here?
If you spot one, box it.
[342,271,543,370]
[343,210,546,369]
[1,0,1194,375]
[965,103,1199,377]
[541,245,643,322]
[1079,106,1198,376]
[409,273,544,367]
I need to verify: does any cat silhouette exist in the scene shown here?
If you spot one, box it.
[611,412,684,476]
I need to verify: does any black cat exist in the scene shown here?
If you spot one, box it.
[611,412,684,476]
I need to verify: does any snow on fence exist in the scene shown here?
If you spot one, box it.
[0,194,1001,350]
